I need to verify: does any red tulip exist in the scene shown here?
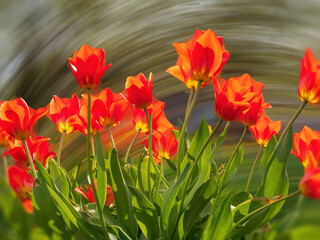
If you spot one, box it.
[124,73,153,109]
[0,98,47,140]
[75,180,114,206]
[249,113,281,147]
[8,166,34,213]
[47,94,80,134]
[167,29,229,88]
[0,128,13,148]
[298,48,320,105]
[68,44,112,89]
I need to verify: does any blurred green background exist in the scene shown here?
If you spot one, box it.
[0,0,320,239]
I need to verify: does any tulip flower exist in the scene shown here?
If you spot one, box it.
[0,128,13,148]
[213,74,264,122]
[68,44,112,89]
[92,88,129,128]
[249,113,282,147]
[4,136,56,169]
[8,166,34,213]
[75,180,114,206]
[124,73,153,109]
[298,48,320,105]
[47,94,81,135]
[0,98,47,140]
[167,29,229,88]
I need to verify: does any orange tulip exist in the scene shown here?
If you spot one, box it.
[75,180,114,206]
[92,88,129,128]
[167,29,229,88]
[47,94,80,134]
[0,128,13,148]
[124,73,153,109]
[298,48,320,105]
[68,44,112,89]
[249,113,281,147]
[8,166,34,213]
[213,74,264,122]
[0,98,47,140]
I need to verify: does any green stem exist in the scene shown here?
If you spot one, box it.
[230,190,300,233]
[107,125,116,149]
[22,138,37,179]
[3,154,8,181]
[124,129,141,163]
[277,100,307,145]
[176,80,202,177]
[57,130,66,166]
[214,126,248,209]
[179,118,223,214]
[153,157,163,203]
[245,145,264,192]
[144,108,153,201]
[86,89,109,239]
[91,135,96,156]
[185,88,195,123]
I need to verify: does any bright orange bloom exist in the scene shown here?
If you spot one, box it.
[0,128,13,148]
[132,101,173,134]
[298,48,320,105]
[213,74,264,122]
[47,94,80,134]
[92,88,129,128]
[124,73,153,109]
[8,166,34,213]
[75,180,114,206]
[68,97,101,136]
[167,29,229,88]
[4,136,56,169]
[0,98,47,140]
[249,113,281,147]
[68,44,112,89]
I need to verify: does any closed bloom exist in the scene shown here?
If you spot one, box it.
[92,88,129,128]
[124,73,153,109]
[0,98,47,140]
[47,94,80,134]
[75,180,114,206]
[298,48,320,105]
[68,44,112,89]
[4,136,56,169]
[8,166,34,213]
[249,113,281,147]
[167,29,229,88]
[213,74,264,122]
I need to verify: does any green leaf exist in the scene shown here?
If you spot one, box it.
[231,191,253,207]
[161,162,191,238]
[165,158,177,172]
[96,132,107,211]
[49,159,70,198]
[259,134,277,174]
[211,121,230,158]
[224,144,244,185]
[201,189,236,240]
[107,148,138,235]
[128,186,159,240]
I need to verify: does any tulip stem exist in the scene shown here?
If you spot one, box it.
[107,125,116,149]
[22,138,38,179]
[185,88,195,123]
[86,89,109,240]
[277,100,307,145]
[229,190,300,235]
[144,108,153,201]
[245,144,264,192]
[176,80,202,178]
[214,126,248,210]
[57,130,66,166]
[124,129,141,163]
[90,135,96,156]
[2,154,8,181]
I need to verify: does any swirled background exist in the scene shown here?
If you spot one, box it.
[1,0,320,238]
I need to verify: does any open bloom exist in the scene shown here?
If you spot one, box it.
[8,166,34,213]
[0,98,47,139]
[0,128,13,148]
[68,44,112,89]
[92,88,129,128]
[292,126,320,199]
[4,136,56,169]
[249,113,281,147]
[298,48,320,105]
[47,94,80,134]
[213,74,264,122]
[167,29,229,88]
[75,180,114,206]
[124,73,153,109]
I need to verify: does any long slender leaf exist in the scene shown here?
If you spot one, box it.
[96,132,107,211]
